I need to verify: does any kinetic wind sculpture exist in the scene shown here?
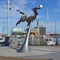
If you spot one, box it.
[16,5,43,52]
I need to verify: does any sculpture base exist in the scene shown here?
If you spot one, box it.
[17,47,30,53]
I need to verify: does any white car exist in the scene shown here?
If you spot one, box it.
[46,38,56,45]
[47,41,56,45]
[0,37,5,44]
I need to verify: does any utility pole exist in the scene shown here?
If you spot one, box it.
[7,0,10,36]
[46,7,50,35]
[55,20,56,34]
[55,20,58,45]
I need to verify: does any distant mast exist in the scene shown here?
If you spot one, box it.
[46,8,50,35]
[37,20,39,27]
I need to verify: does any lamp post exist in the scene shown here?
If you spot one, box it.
[7,0,11,36]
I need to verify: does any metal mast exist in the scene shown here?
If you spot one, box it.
[7,0,10,36]
[46,8,50,35]
[55,20,56,34]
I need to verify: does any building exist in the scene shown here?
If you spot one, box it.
[29,21,46,45]
[11,27,25,35]
[39,26,46,35]
[31,21,46,36]
[30,27,38,36]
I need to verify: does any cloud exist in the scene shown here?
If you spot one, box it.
[37,15,46,19]
[0,0,49,33]
[8,0,34,18]
[0,8,8,18]
[0,0,37,19]
[10,0,28,10]
[14,0,28,6]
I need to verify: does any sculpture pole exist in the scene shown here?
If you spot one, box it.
[17,22,32,52]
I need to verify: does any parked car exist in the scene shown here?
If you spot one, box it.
[44,36,56,46]
[4,37,10,46]
[46,38,56,45]
[0,37,5,44]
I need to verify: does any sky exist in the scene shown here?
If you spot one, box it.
[0,0,60,34]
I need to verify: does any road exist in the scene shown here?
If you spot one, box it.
[0,46,60,60]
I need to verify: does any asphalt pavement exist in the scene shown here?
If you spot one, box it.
[0,46,60,60]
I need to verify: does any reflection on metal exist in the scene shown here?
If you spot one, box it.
[17,23,32,52]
